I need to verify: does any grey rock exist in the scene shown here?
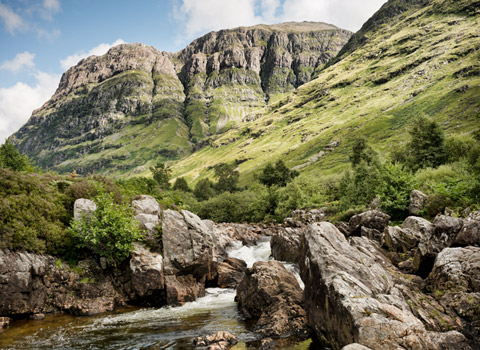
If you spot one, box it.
[129,243,164,301]
[193,331,238,349]
[349,210,390,237]
[270,227,303,263]
[409,190,428,216]
[216,258,247,289]
[236,260,309,338]
[300,222,469,350]
[73,198,96,221]
[454,216,480,247]
[132,195,161,216]
[341,344,373,350]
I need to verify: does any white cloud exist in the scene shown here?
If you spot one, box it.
[60,38,126,71]
[43,0,60,13]
[0,51,36,73]
[173,0,388,42]
[173,0,263,40]
[0,2,26,34]
[0,71,60,143]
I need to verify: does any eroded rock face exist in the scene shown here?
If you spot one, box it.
[300,222,470,350]
[454,215,480,247]
[0,250,123,317]
[236,260,309,338]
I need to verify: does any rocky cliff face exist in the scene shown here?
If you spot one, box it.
[11,22,351,175]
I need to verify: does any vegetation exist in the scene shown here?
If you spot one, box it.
[150,162,171,189]
[69,191,143,266]
[0,140,32,172]
[258,160,299,187]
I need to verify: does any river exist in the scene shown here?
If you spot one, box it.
[0,238,320,350]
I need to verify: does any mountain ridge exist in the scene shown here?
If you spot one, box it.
[11,21,352,175]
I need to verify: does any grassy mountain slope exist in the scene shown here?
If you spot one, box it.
[170,0,480,184]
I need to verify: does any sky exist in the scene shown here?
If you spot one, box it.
[0,0,387,142]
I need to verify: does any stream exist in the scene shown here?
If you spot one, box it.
[0,238,319,350]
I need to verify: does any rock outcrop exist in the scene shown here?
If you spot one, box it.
[216,257,247,289]
[73,198,96,221]
[161,209,215,305]
[300,222,471,350]
[132,195,162,250]
[270,227,303,263]
[236,260,309,338]
[0,250,124,317]
[129,243,164,303]
[348,210,390,238]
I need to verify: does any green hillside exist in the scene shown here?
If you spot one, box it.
[170,0,480,184]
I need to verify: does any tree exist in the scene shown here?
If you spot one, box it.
[172,177,191,192]
[150,162,171,189]
[194,178,216,201]
[213,163,239,193]
[349,137,378,167]
[395,115,447,171]
[0,140,31,171]
[258,160,298,187]
[69,191,143,266]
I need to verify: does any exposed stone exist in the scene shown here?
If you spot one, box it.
[73,198,96,221]
[216,258,247,289]
[342,344,373,350]
[236,260,309,338]
[413,215,463,278]
[300,222,469,350]
[428,247,480,340]
[349,210,390,237]
[409,190,428,216]
[132,195,161,216]
[384,225,424,253]
[270,227,303,263]
[335,221,350,237]
[164,275,205,306]
[193,331,238,349]
[129,243,164,303]
[454,216,480,247]
[69,297,115,316]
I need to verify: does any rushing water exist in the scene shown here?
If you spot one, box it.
[0,237,317,350]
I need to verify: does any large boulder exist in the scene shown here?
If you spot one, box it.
[300,222,471,350]
[429,247,480,340]
[270,227,303,263]
[409,190,428,216]
[216,257,247,289]
[162,210,215,304]
[73,198,96,221]
[454,215,480,247]
[235,260,309,338]
[348,210,390,238]
[413,215,463,278]
[132,195,161,216]
[129,243,164,304]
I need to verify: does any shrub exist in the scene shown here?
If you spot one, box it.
[172,177,191,192]
[213,163,239,193]
[258,160,299,187]
[150,162,171,189]
[445,134,478,163]
[0,140,32,172]
[69,191,143,266]
[378,162,415,220]
[194,178,216,201]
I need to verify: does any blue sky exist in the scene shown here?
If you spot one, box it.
[0,0,387,142]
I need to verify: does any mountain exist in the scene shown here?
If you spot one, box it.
[10,22,352,175]
[169,0,480,182]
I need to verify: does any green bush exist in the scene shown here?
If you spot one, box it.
[258,160,299,187]
[445,134,478,163]
[172,177,191,192]
[69,191,143,265]
[0,140,32,172]
[194,178,216,201]
[0,169,73,255]
[378,162,415,220]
